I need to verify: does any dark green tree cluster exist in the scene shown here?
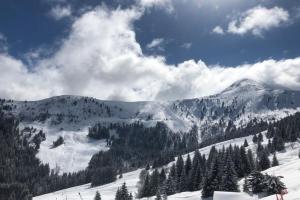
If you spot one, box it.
[94,191,101,200]
[0,109,90,199]
[265,112,300,153]
[244,171,286,196]
[51,136,64,148]
[115,183,133,200]
[88,125,110,140]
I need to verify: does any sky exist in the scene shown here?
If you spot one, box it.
[0,0,300,101]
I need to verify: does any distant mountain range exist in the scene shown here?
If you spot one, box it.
[2,78,300,139]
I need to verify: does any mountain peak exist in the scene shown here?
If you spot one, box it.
[219,78,268,95]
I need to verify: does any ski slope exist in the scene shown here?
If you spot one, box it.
[34,133,300,200]
[20,122,110,173]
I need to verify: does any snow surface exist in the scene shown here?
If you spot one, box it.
[33,133,300,200]
[20,122,109,173]
[213,191,257,200]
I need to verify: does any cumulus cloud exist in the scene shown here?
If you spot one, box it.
[227,6,289,36]
[146,38,165,51]
[1,5,300,101]
[212,26,224,35]
[49,5,72,20]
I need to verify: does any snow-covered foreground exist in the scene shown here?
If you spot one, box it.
[34,134,300,200]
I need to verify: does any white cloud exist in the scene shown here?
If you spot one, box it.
[1,5,300,101]
[49,5,72,20]
[181,43,192,49]
[212,26,224,35]
[137,0,173,12]
[146,38,165,51]
[227,6,289,36]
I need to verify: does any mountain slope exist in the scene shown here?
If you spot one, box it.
[33,132,300,200]
[1,78,300,173]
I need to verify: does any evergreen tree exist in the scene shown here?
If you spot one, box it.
[220,155,239,192]
[264,175,286,195]
[115,183,131,200]
[267,139,275,154]
[137,170,148,198]
[145,164,150,170]
[159,168,167,184]
[258,132,264,143]
[272,154,279,167]
[165,176,176,195]
[202,157,221,198]
[175,155,184,191]
[273,134,285,151]
[179,168,187,192]
[94,191,101,200]
[252,134,258,143]
[247,149,255,172]
[139,173,151,197]
[185,154,192,175]
[150,169,160,196]
[244,171,266,194]
[244,139,249,147]
[240,146,251,176]
[259,150,271,171]
[155,190,162,200]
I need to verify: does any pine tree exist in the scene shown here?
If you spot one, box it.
[244,139,249,147]
[252,134,258,143]
[145,164,150,170]
[160,168,167,184]
[240,146,251,176]
[175,155,184,191]
[140,173,151,197]
[247,149,255,172]
[155,189,162,200]
[264,174,286,195]
[202,157,221,198]
[220,155,239,192]
[129,193,133,200]
[272,154,279,167]
[165,176,176,195]
[259,150,271,171]
[137,170,148,198]
[179,167,187,192]
[185,154,192,175]
[258,132,264,142]
[94,191,101,200]
[244,171,266,194]
[273,134,285,151]
[267,139,275,154]
[115,188,121,200]
[117,182,131,200]
[150,169,160,196]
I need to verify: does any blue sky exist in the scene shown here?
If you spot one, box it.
[1,0,300,66]
[0,0,300,101]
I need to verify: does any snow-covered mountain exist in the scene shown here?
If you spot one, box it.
[3,79,300,134]
[1,78,300,173]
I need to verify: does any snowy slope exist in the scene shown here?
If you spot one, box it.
[2,78,300,173]
[20,123,110,173]
[33,132,300,200]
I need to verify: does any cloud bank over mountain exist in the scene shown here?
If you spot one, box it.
[0,4,300,101]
